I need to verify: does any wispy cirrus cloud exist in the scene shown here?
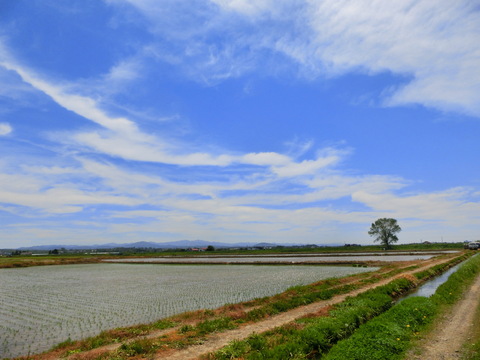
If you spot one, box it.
[0,1,479,248]
[112,0,480,116]
[0,171,140,214]
[0,122,12,135]
[1,146,478,244]
[352,187,480,226]
[302,0,480,116]
[1,56,344,174]
[1,55,476,239]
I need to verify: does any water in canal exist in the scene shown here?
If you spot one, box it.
[398,261,463,302]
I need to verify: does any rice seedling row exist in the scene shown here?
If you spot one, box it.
[0,263,373,359]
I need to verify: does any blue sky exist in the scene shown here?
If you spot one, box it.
[1,0,479,248]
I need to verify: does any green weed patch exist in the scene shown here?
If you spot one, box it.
[195,317,237,336]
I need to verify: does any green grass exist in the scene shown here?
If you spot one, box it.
[324,253,480,360]
[325,297,436,360]
[194,317,237,336]
[118,338,159,357]
[35,265,386,359]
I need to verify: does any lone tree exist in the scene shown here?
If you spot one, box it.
[368,218,401,249]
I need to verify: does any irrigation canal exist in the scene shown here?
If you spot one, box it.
[398,256,473,303]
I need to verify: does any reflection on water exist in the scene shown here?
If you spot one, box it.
[398,262,463,302]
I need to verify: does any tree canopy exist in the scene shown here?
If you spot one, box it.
[368,218,401,249]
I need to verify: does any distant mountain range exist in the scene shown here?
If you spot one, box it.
[14,240,339,251]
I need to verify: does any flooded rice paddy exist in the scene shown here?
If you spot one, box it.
[0,263,375,359]
[104,252,444,264]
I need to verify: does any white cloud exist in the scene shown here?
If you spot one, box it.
[281,1,480,115]
[2,57,346,175]
[0,172,140,214]
[240,152,290,166]
[1,2,480,247]
[1,55,353,178]
[0,59,295,168]
[210,0,275,16]
[0,67,38,104]
[0,122,12,135]
[105,59,141,83]
[21,165,80,175]
[272,149,343,178]
[1,62,140,134]
[112,0,480,117]
[1,150,479,244]
[352,187,480,226]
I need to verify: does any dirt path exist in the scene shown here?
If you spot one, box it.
[408,271,480,360]
[157,258,454,360]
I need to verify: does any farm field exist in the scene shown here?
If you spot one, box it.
[13,250,474,360]
[120,251,460,258]
[104,253,441,264]
[0,263,375,359]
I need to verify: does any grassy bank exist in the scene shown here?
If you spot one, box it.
[324,253,480,360]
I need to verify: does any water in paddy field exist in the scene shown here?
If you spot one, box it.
[0,263,376,359]
[105,254,438,263]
